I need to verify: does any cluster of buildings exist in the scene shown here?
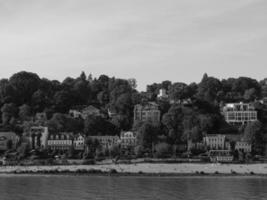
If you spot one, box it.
[188,134,252,153]
[23,125,138,153]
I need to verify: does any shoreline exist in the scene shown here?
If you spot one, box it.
[1,163,267,176]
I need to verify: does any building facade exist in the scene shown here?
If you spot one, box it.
[203,134,226,150]
[120,131,137,149]
[133,102,161,125]
[0,132,19,151]
[29,126,49,150]
[222,102,257,125]
[235,141,252,153]
[157,89,168,99]
[73,134,85,151]
[47,132,73,150]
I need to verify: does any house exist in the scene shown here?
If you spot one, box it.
[73,134,85,151]
[0,132,19,151]
[120,131,137,149]
[187,140,205,151]
[133,102,161,125]
[157,88,168,99]
[69,105,103,119]
[222,102,257,126]
[81,105,102,118]
[235,141,252,153]
[29,126,49,150]
[47,132,73,151]
[203,134,226,150]
[88,136,120,149]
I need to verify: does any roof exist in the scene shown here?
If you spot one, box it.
[204,134,225,138]
[120,131,137,137]
[74,134,85,139]
[134,102,159,110]
[82,105,100,112]
[48,132,74,140]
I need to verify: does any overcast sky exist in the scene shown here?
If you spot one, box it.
[0,0,267,90]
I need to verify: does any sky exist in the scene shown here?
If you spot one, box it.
[0,0,267,91]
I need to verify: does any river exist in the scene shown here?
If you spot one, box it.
[0,175,266,200]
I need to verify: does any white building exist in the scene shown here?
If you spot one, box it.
[47,132,73,150]
[29,126,49,150]
[157,89,168,99]
[235,141,252,153]
[120,131,137,149]
[222,102,257,125]
[73,134,85,151]
[203,134,226,150]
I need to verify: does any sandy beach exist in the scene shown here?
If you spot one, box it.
[1,163,267,175]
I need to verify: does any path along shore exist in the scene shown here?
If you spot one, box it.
[1,163,267,175]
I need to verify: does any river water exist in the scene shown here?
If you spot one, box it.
[0,175,266,200]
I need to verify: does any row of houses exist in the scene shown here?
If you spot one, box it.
[27,126,137,152]
[188,134,252,153]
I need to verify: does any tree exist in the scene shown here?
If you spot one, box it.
[243,121,262,143]
[109,145,120,158]
[243,121,264,155]
[128,78,137,89]
[53,90,74,113]
[9,71,41,104]
[80,71,87,81]
[111,114,130,131]
[169,82,189,101]
[97,91,109,105]
[47,113,83,133]
[115,93,133,116]
[1,103,18,125]
[0,79,15,104]
[197,73,222,104]
[84,116,119,136]
[162,105,184,144]
[19,104,32,121]
[32,89,49,112]
[136,122,160,150]
[154,142,171,158]
[244,88,257,102]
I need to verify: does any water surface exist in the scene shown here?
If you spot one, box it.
[0,175,266,200]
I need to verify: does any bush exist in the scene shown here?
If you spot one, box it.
[134,145,144,157]
[154,143,171,158]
